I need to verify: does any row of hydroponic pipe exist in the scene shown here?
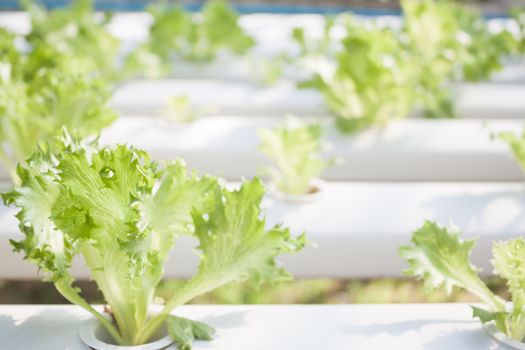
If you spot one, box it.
[1,0,525,349]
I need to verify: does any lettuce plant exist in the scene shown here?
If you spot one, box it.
[292,17,337,59]
[512,9,525,54]
[302,17,415,134]
[401,0,460,118]
[4,131,305,348]
[258,117,335,195]
[0,42,116,185]
[0,29,21,68]
[402,0,518,117]
[125,0,254,77]
[0,8,117,185]
[23,0,121,81]
[300,1,520,127]
[399,220,525,340]
[455,6,518,82]
[496,130,525,174]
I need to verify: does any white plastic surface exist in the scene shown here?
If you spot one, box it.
[100,116,523,182]
[0,304,510,349]
[110,79,328,116]
[1,181,525,279]
[485,323,525,350]
[111,79,525,119]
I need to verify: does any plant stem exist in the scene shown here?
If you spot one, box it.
[54,278,125,345]
[134,275,214,344]
[511,310,525,341]
[465,275,506,313]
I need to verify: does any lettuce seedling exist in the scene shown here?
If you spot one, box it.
[302,16,415,134]
[125,0,254,77]
[258,117,335,195]
[4,131,305,347]
[399,220,525,340]
[496,130,525,174]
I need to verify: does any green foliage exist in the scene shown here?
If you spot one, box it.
[292,17,336,58]
[497,130,525,174]
[258,117,335,195]
[0,1,119,184]
[298,1,521,130]
[456,8,518,82]
[250,53,290,86]
[167,315,215,350]
[0,44,116,184]
[302,16,415,134]
[23,0,121,81]
[162,95,198,123]
[399,220,525,341]
[401,0,460,118]
[402,0,518,116]
[124,0,254,77]
[4,131,304,347]
[512,8,525,54]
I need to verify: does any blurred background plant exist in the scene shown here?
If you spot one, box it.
[258,117,336,195]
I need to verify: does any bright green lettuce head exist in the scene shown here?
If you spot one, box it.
[399,220,525,341]
[4,130,305,347]
[258,117,336,195]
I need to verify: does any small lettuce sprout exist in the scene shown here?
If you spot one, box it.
[399,220,525,340]
[496,130,525,174]
[4,130,305,347]
[161,95,217,124]
[249,53,290,86]
[162,95,198,124]
[258,117,336,196]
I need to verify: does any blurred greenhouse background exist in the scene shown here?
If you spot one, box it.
[1,0,525,348]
